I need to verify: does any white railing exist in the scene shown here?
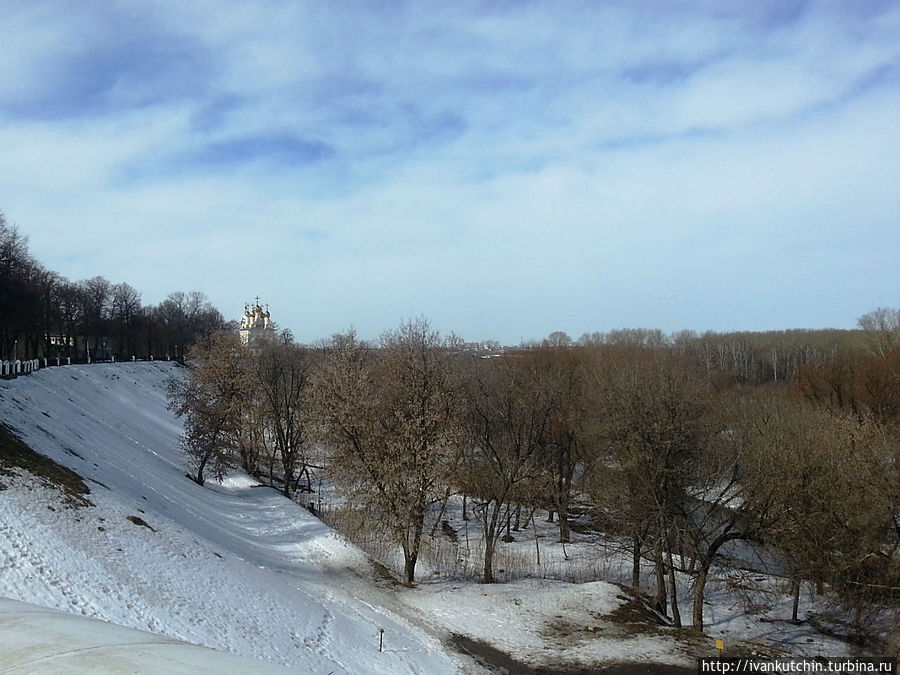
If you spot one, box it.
[1,359,40,377]
[1,356,173,380]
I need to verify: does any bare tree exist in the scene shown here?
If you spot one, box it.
[254,341,314,498]
[741,396,899,635]
[858,307,900,359]
[585,347,711,623]
[0,213,227,364]
[543,331,573,348]
[533,346,586,543]
[0,215,43,359]
[312,320,465,585]
[79,276,111,359]
[463,351,553,582]
[155,291,224,360]
[168,331,251,485]
[678,402,775,631]
[56,281,83,359]
[32,268,62,360]
[111,282,142,359]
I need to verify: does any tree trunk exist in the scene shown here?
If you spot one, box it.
[791,578,800,622]
[558,498,570,544]
[502,514,514,542]
[667,545,681,628]
[403,550,418,586]
[194,457,207,486]
[483,536,496,583]
[482,502,500,583]
[404,502,426,585]
[692,566,708,630]
[557,464,573,544]
[654,539,667,616]
[282,454,295,499]
[632,533,642,588]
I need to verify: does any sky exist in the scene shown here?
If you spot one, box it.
[1,1,898,345]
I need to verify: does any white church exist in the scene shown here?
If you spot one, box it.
[239,298,276,350]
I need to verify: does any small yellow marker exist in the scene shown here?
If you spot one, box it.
[716,639,724,656]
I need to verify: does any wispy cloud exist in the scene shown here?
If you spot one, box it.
[191,133,334,167]
[1,1,898,343]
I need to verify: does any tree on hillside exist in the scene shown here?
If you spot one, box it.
[168,331,252,486]
[312,320,465,585]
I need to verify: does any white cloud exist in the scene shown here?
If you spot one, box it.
[1,1,898,343]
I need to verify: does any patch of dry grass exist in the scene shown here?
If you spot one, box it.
[0,423,92,507]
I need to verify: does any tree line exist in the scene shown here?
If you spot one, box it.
[0,213,224,362]
[170,312,899,644]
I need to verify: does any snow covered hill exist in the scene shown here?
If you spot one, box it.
[0,363,467,673]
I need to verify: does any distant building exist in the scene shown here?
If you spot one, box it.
[239,298,276,350]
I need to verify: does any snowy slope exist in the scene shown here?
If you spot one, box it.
[0,363,467,673]
[0,597,296,674]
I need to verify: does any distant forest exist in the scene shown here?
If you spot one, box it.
[0,212,224,362]
[2,210,897,381]
[3,209,898,381]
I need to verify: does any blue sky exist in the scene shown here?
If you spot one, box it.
[1,1,898,344]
